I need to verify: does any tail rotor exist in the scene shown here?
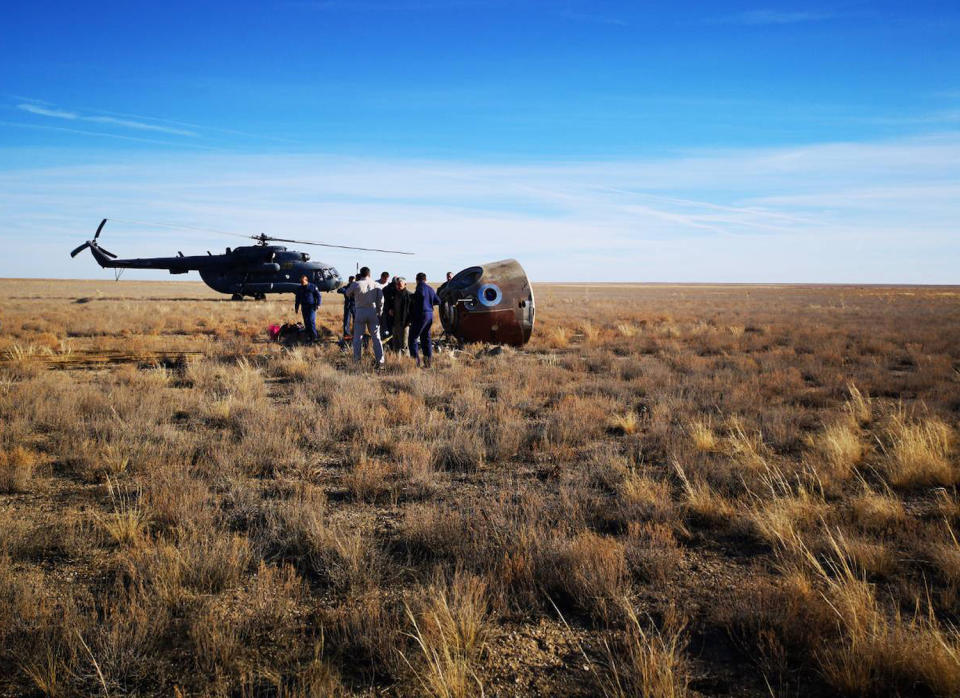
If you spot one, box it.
[70,219,118,258]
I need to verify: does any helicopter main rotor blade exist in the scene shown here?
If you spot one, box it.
[70,242,90,258]
[254,235,415,255]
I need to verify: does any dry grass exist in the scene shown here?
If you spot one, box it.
[2,279,960,696]
[403,571,490,698]
[599,604,689,698]
[0,446,39,493]
[881,411,956,488]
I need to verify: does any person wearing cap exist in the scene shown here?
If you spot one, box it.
[346,266,385,368]
[408,272,440,368]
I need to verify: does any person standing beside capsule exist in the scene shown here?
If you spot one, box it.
[409,272,440,368]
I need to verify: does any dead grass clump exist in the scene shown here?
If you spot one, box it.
[549,531,627,623]
[625,522,682,584]
[687,419,718,452]
[0,445,40,493]
[881,412,956,488]
[748,488,826,556]
[433,431,484,473]
[99,479,150,548]
[542,395,610,450]
[259,497,380,593]
[847,485,906,533]
[619,472,676,524]
[325,591,406,681]
[845,383,873,426]
[177,529,253,594]
[608,412,639,435]
[546,326,570,349]
[810,419,863,482]
[674,463,735,529]
[806,531,960,696]
[724,417,769,472]
[404,571,491,698]
[346,455,396,503]
[598,604,689,698]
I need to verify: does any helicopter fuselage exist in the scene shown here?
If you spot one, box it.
[82,241,342,298]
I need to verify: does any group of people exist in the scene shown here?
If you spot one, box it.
[294,266,451,369]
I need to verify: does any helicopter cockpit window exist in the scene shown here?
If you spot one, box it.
[447,267,483,290]
[301,253,310,262]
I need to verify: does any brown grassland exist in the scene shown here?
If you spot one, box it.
[1,278,959,697]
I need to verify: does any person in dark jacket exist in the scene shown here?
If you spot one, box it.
[294,274,322,342]
[408,272,440,367]
[381,276,397,342]
[336,275,355,338]
[388,276,412,353]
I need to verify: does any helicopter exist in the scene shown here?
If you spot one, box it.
[70,219,413,299]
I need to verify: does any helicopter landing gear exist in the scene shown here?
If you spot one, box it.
[253,293,266,301]
[231,293,244,301]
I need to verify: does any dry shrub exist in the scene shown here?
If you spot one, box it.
[881,413,956,488]
[598,604,689,698]
[542,395,610,450]
[99,479,150,548]
[404,571,490,698]
[724,417,768,472]
[177,529,253,593]
[687,419,718,452]
[810,419,863,482]
[619,473,675,524]
[674,463,735,529]
[549,531,627,623]
[806,532,960,695]
[845,383,872,426]
[609,412,639,435]
[0,445,39,493]
[625,522,682,583]
[345,455,396,503]
[546,326,570,349]
[325,592,405,679]
[433,431,484,473]
[260,496,380,592]
[847,485,905,533]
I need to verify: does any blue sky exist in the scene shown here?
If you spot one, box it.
[2,1,958,282]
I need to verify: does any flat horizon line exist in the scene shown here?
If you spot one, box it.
[0,277,957,288]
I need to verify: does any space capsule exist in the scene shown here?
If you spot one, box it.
[437,259,535,346]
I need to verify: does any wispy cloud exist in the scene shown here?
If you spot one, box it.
[0,120,216,150]
[16,102,198,137]
[1,133,958,282]
[559,10,627,27]
[17,103,77,119]
[711,9,837,25]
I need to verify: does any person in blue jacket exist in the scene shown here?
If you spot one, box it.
[408,272,440,367]
[294,274,322,342]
